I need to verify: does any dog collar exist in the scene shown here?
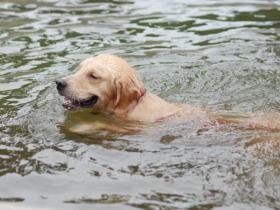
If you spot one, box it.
[140,88,146,98]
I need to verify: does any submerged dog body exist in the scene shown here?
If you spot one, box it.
[56,54,280,132]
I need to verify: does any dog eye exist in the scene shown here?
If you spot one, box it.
[90,74,99,79]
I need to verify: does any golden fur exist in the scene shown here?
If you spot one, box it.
[58,54,280,132]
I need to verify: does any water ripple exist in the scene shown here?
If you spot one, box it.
[1,0,280,209]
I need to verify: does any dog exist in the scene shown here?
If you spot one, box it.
[56,54,280,132]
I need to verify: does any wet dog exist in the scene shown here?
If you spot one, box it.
[56,54,280,132]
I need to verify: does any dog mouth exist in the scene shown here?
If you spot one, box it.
[63,95,98,110]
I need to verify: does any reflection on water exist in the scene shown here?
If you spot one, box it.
[1,0,280,209]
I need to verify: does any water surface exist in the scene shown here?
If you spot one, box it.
[1,0,280,209]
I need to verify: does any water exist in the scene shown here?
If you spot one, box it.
[1,0,280,209]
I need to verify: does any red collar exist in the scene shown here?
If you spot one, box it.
[140,88,146,98]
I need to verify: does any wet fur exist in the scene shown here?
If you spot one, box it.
[59,54,280,132]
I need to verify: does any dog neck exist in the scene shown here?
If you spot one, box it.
[126,91,182,122]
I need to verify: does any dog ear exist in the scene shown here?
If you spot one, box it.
[112,76,144,116]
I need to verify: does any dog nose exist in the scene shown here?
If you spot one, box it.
[55,79,67,91]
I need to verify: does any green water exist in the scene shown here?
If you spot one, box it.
[1,0,280,209]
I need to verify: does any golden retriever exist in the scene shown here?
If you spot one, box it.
[56,54,280,132]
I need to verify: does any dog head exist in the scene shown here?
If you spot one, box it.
[56,54,145,116]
